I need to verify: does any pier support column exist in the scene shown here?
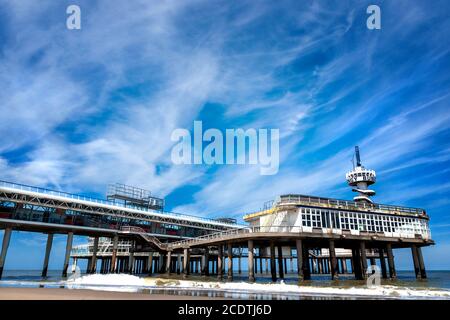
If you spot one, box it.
[158,254,164,273]
[270,241,277,282]
[177,254,181,274]
[183,248,190,278]
[148,252,153,274]
[411,245,421,279]
[329,240,339,280]
[217,245,223,280]
[378,247,387,279]
[352,248,363,280]
[90,237,99,274]
[386,243,397,279]
[416,246,427,279]
[202,247,209,276]
[62,232,73,277]
[111,235,118,273]
[129,250,135,274]
[260,254,263,274]
[341,258,347,274]
[360,241,368,279]
[302,245,311,280]
[284,258,287,275]
[295,240,304,281]
[227,242,233,281]
[248,240,255,282]
[277,245,284,279]
[165,251,172,274]
[0,227,12,280]
[41,233,53,277]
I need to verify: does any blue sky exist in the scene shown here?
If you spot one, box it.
[0,0,450,271]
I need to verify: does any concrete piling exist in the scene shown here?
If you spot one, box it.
[386,243,397,279]
[62,232,73,277]
[227,242,233,281]
[41,233,53,277]
[217,245,223,280]
[248,240,255,282]
[0,227,12,280]
[277,245,284,279]
[360,241,368,279]
[90,237,99,274]
[111,235,118,273]
[183,248,190,278]
[329,240,338,280]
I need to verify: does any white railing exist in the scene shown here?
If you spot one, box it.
[276,194,426,215]
[0,180,243,227]
[169,227,251,248]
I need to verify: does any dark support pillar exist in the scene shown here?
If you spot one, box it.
[259,254,263,274]
[227,243,233,281]
[378,248,388,279]
[0,227,12,279]
[41,233,53,277]
[270,241,277,282]
[158,254,164,273]
[217,245,223,280]
[177,254,181,274]
[411,245,421,278]
[302,245,311,280]
[204,247,210,276]
[111,235,118,273]
[62,232,73,277]
[238,246,242,274]
[360,241,368,279]
[352,248,363,280]
[416,246,427,279]
[386,243,397,279]
[86,258,92,274]
[183,248,190,278]
[129,247,135,274]
[329,240,338,280]
[295,240,304,281]
[277,245,284,279]
[248,240,255,282]
[90,237,99,274]
[166,251,172,274]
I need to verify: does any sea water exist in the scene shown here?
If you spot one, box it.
[1,270,450,300]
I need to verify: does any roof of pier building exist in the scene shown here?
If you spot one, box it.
[243,194,429,222]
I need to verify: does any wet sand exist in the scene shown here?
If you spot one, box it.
[0,287,219,300]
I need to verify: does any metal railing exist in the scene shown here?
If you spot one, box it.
[0,180,243,227]
[169,227,251,248]
[120,226,168,250]
[276,194,426,215]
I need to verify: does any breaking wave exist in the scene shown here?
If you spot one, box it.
[64,274,450,299]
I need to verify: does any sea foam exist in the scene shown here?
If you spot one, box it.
[63,274,450,299]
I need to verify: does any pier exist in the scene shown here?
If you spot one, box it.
[0,147,434,282]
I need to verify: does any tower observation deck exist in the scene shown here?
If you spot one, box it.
[346,146,376,203]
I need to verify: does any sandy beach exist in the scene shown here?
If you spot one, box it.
[0,287,218,300]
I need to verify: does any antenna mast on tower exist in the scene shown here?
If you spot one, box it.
[345,146,376,203]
